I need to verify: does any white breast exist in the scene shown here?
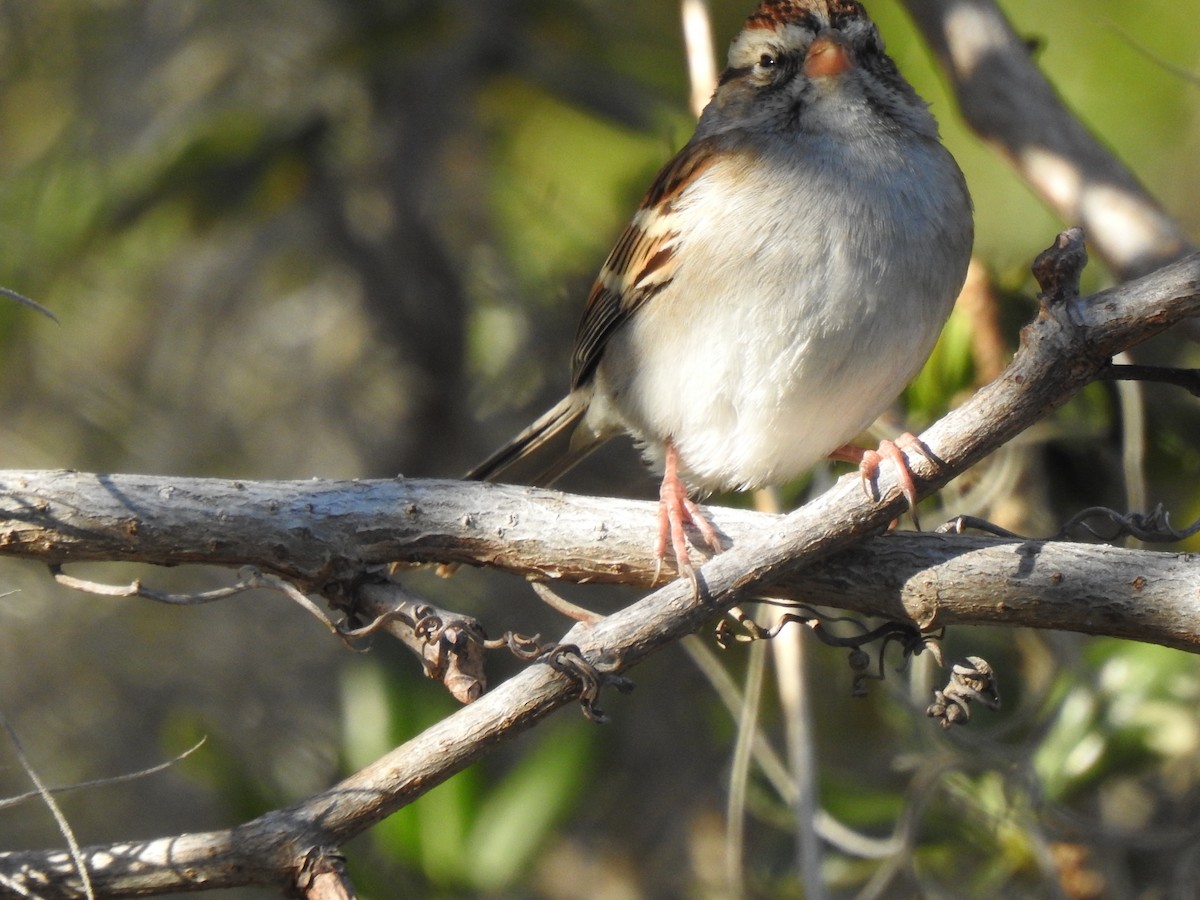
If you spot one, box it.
[587,136,972,494]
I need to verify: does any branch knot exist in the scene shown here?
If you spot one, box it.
[1033,227,1087,307]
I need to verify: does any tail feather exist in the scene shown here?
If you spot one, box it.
[465,393,602,487]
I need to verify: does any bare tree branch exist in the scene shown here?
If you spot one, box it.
[902,0,1194,280]
[1,471,1200,650]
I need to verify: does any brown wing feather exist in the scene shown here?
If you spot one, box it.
[468,138,721,486]
[569,138,719,390]
[463,392,597,486]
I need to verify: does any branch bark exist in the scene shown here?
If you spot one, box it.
[1,243,1199,896]
[901,0,1194,280]
[0,471,1199,650]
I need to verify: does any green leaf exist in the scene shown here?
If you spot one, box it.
[463,720,593,889]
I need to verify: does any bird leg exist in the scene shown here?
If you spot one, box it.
[655,443,723,586]
[830,433,930,528]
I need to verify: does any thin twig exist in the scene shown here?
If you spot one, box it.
[50,563,351,637]
[0,711,94,900]
[941,505,1200,543]
[1104,363,1200,397]
[0,287,57,323]
[528,581,604,624]
[0,739,206,811]
[1104,19,1200,88]
[49,565,254,604]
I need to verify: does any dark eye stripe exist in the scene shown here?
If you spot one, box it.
[719,51,797,87]
[718,64,752,86]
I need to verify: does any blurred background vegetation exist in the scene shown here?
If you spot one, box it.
[0,0,1197,897]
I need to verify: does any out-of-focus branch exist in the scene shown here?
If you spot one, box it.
[681,0,718,117]
[902,0,1194,280]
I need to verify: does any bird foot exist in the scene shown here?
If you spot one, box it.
[832,433,931,529]
[653,445,723,588]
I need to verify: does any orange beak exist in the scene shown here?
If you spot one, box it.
[803,32,853,78]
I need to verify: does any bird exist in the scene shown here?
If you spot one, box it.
[465,0,973,583]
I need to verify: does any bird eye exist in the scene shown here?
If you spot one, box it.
[758,53,776,69]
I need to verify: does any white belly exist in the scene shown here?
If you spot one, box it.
[588,140,971,493]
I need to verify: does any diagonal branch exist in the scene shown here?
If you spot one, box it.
[901,0,1194,280]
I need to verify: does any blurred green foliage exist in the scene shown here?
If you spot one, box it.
[0,1,1197,897]
[340,660,593,892]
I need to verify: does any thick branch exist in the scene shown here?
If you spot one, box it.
[0,472,1199,651]
[902,0,1194,279]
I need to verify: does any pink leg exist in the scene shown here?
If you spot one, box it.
[831,433,930,528]
[655,443,723,585]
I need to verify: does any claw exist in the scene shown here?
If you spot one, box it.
[655,443,723,588]
[832,433,931,528]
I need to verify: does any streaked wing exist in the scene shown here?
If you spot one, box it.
[569,138,719,390]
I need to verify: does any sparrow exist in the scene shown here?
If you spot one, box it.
[466,0,973,583]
